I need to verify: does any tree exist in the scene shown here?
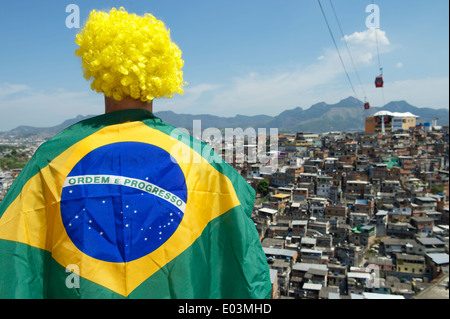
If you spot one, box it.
[431,184,444,195]
[257,179,270,196]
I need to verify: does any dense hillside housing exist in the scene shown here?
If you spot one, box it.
[241,124,448,299]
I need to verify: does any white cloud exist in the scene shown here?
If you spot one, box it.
[0,83,103,131]
[344,28,390,48]
[396,62,403,68]
[343,28,391,65]
[159,83,223,113]
[0,83,31,99]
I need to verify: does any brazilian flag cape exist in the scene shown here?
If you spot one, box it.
[0,109,271,299]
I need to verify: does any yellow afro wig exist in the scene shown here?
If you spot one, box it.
[75,7,185,102]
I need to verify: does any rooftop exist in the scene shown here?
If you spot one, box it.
[292,220,308,226]
[416,237,445,246]
[347,272,371,279]
[373,111,419,118]
[293,263,328,272]
[272,193,291,199]
[301,248,323,254]
[415,197,438,202]
[263,247,297,258]
[426,253,449,265]
[258,207,278,215]
[362,292,405,299]
[395,253,425,261]
[302,283,323,291]
[413,274,449,299]
[301,237,317,244]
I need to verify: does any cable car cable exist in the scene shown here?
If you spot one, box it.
[317,0,364,111]
[329,0,369,106]
[372,0,386,105]
[372,1,382,75]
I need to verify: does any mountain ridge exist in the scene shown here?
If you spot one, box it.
[1,97,448,137]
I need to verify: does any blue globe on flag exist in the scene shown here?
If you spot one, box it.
[60,142,188,263]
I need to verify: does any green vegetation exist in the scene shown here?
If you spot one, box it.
[257,179,270,196]
[0,146,30,169]
[431,184,445,195]
[255,195,269,205]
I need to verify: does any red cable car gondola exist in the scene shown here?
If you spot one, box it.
[364,102,370,110]
[375,76,384,88]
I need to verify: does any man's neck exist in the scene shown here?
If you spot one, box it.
[105,96,153,114]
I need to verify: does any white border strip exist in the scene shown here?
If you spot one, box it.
[63,175,186,212]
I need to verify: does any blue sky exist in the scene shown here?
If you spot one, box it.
[0,0,448,130]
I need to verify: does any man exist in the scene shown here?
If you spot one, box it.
[0,7,271,299]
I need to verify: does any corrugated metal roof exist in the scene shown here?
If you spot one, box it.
[427,253,449,265]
